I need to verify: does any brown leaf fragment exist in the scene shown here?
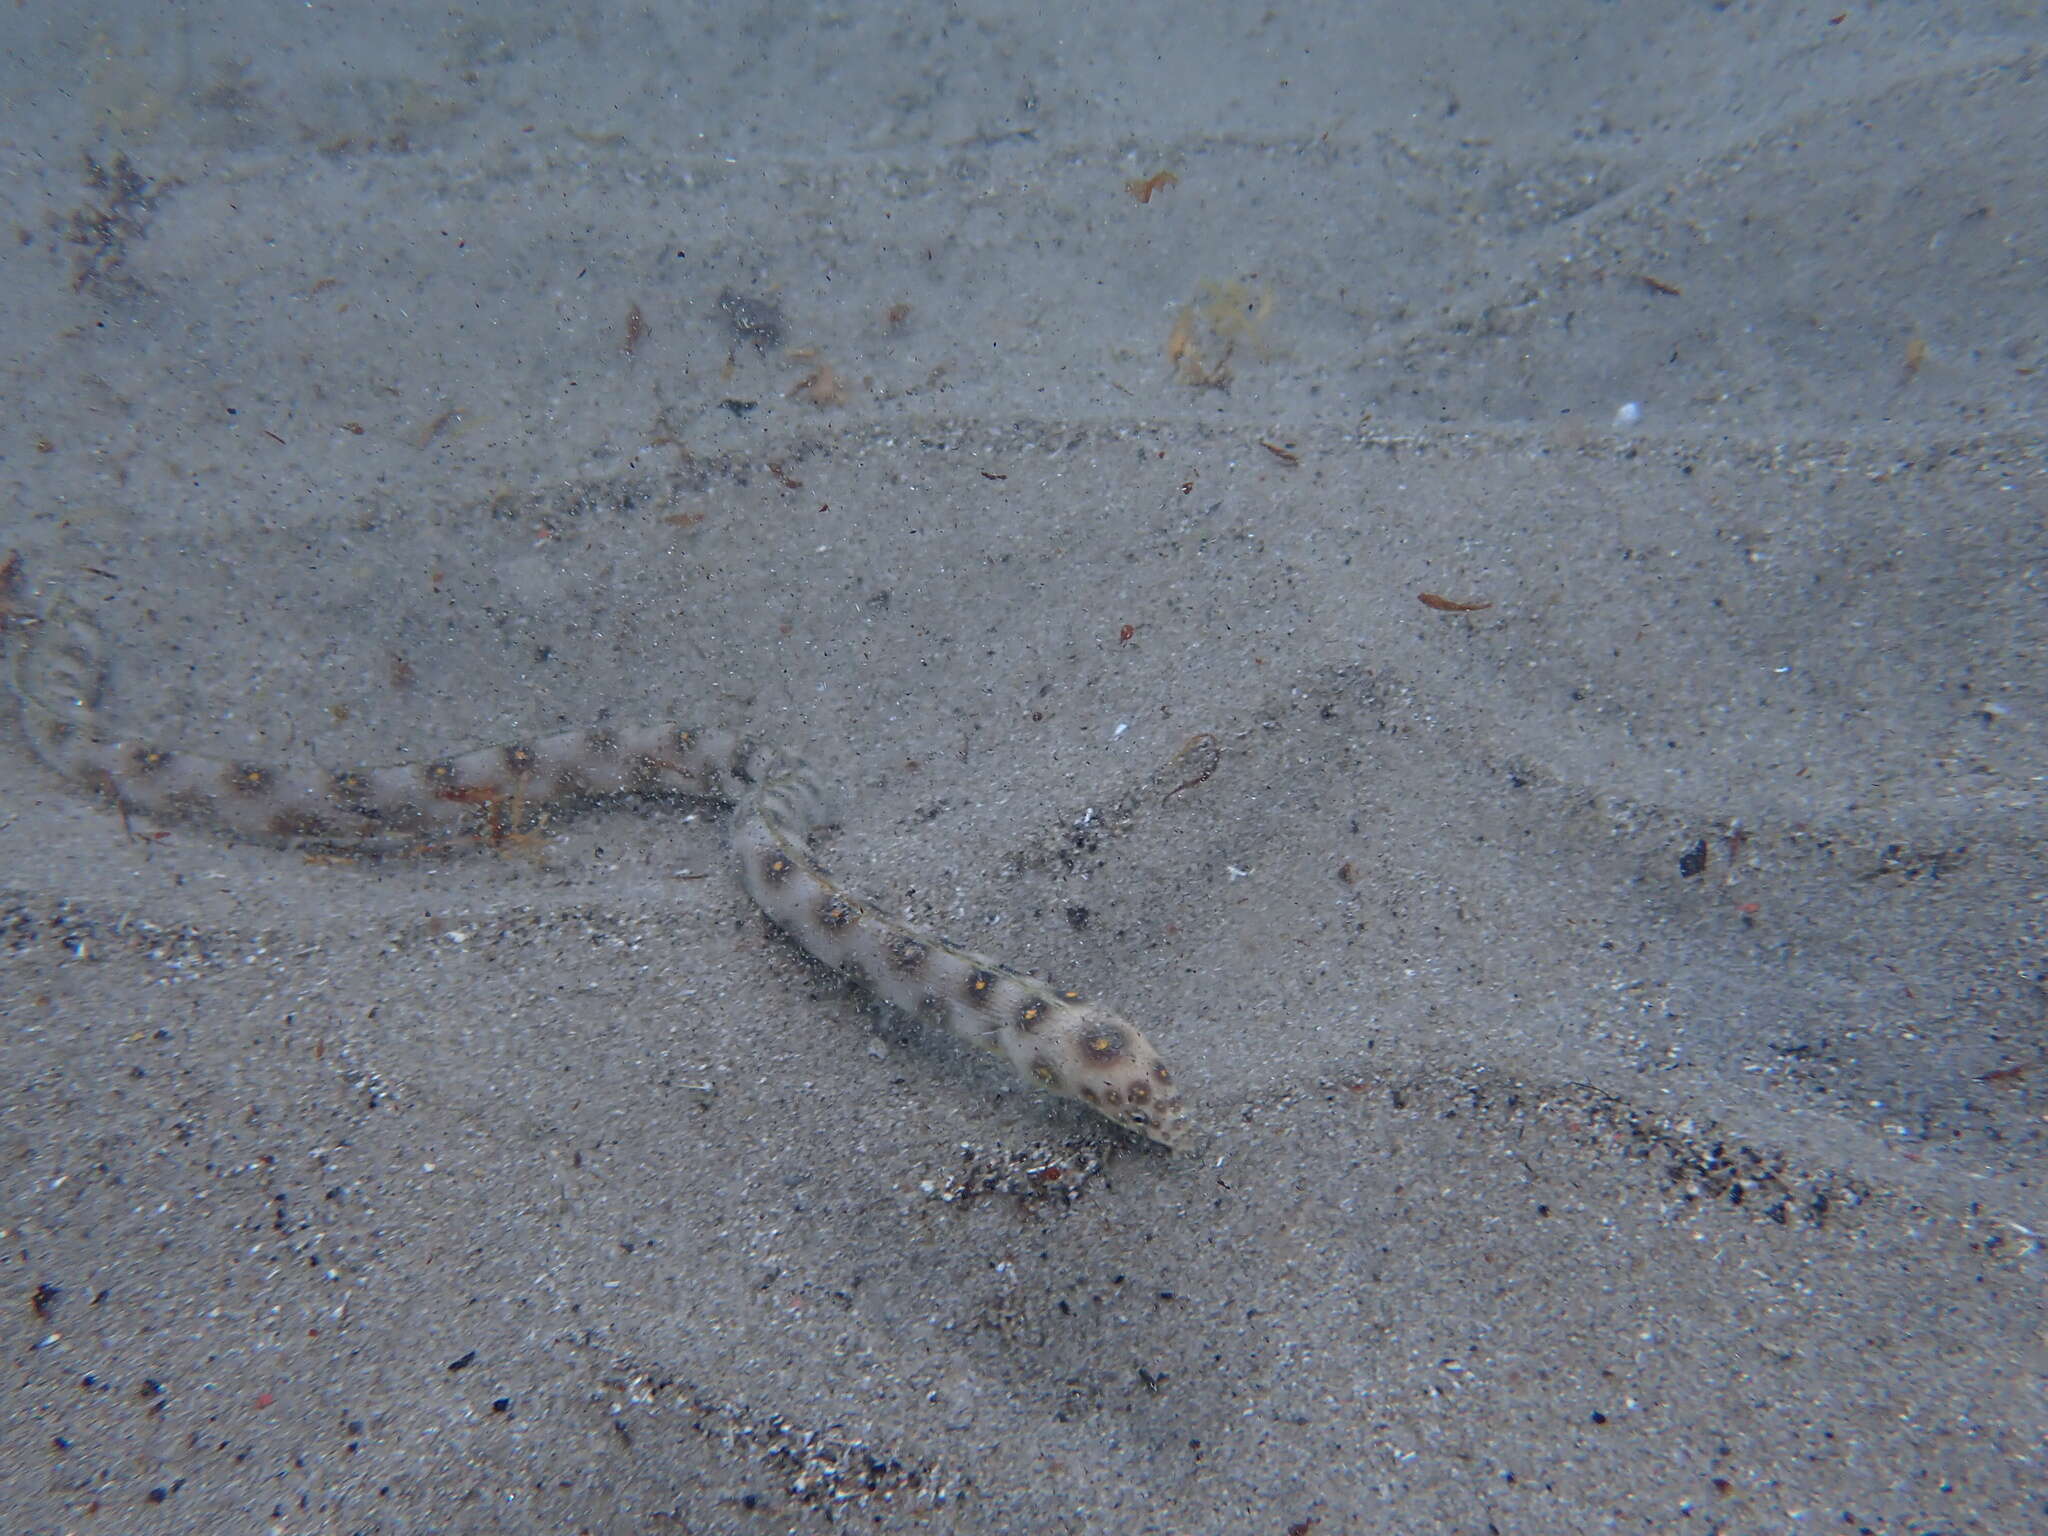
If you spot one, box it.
[1418,592,1492,613]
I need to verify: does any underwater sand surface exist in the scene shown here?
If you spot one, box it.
[2,4,2043,1531]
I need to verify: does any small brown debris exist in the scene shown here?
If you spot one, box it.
[415,408,461,449]
[1163,732,1222,804]
[1167,315,1230,388]
[1125,170,1179,203]
[766,462,804,490]
[622,302,646,355]
[1639,274,1683,297]
[1418,592,1492,613]
[1903,333,1927,379]
[786,363,847,408]
[1259,439,1299,467]
[1166,278,1274,389]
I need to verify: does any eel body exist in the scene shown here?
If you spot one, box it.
[12,593,1190,1149]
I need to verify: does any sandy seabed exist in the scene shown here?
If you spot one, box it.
[2,5,2044,1532]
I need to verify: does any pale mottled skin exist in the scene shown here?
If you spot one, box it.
[12,594,1190,1148]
